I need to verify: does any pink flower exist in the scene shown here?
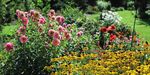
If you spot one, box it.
[18,11,25,19]
[51,16,56,20]
[77,31,83,37]
[65,33,71,40]
[38,17,46,24]
[18,26,26,35]
[52,38,60,46]
[20,35,28,43]
[16,10,25,19]
[38,27,43,33]
[24,12,29,18]
[16,10,20,17]
[56,16,61,21]
[66,24,71,28]
[63,23,67,28]
[64,30,69,36]
[56,16,65,25]
[30,10,35,16]
[48,9,55,17]
[58,26,65,33]
[49,24,53,27]
[70,29,73,33]
[129,36,132,41]
[48,29,55,37]
[137,39,140,44]
[124,37,130,42]
[16,30,21,36]
[4,42,14,51]
[53,31,61,39]
[21,17,29,27]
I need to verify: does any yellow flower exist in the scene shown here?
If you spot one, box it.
[118,44,124,49]
[51,72,58,75]
[82,47,89,51]
[46,50,150,74]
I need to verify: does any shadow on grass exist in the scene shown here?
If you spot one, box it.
[137,19,150,26]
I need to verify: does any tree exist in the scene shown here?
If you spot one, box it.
[135,0,148,19]
[109,0,127,7]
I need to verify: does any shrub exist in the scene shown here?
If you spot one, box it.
[98,10,141,50]
[85,6,99,14]
[127,1,134,10]
[117,7,125,11]
[97,23,140,50]
[145,10,150,16]
[100,11,122,25]
[2,9,95,75]
[82,18,100,34]
[61,6,86,25]
[97,1,111,11]
[111,7,125,11]
[0,0,51,25]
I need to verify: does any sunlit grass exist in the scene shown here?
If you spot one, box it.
[117,10,150,42]
[87,10,150,42]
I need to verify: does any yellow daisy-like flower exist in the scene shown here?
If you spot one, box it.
[82,47,89,51]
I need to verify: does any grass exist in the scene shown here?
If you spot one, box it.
[0,21,22,36]
[87,10,150,42]
[85,12,100,20]
[1,25,18,36]
[117,10,150,42]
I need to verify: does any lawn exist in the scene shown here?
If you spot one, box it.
[87,10,150,42]
[117,10,150,42]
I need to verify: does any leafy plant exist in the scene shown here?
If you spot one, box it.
[82,18,100,34]
[100,11,122,25]
[85,6,99,14]
[2,9,94,75]
[127,1,134,10]
[61,6,85,24]
[97,1,111,11]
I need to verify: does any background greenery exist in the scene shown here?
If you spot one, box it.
[0,0,150,74]
[1,0,150,42]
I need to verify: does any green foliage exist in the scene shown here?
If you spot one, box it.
[2,23,50,75]
[111,7,125,11]
[117,10,150,42]
[3,45,50,75]
[1,9,97,74]
[0,0,50,25]
[82,18,100,34]
[145,10,150,16]
[100,11,122,25]
[0,0,6,24]
[85,6,99,14]
[61,6,85,24]
[117,7,125,11]
[1,25,18,36]
[97,1,111,11]
[127,1,134,10]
